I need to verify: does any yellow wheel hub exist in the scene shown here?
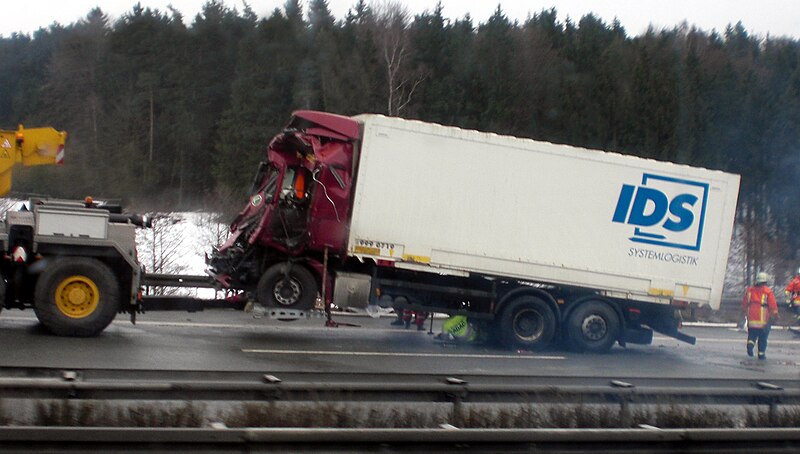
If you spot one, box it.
[55,275,100,318]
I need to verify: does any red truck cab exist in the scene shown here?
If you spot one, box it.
[208,111,360,310]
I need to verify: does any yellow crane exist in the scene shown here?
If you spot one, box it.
[0,124,66,196]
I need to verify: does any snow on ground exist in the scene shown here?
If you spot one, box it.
[135,211,228,276]
[135,211,229,297]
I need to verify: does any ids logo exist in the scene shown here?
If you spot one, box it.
[612,174,709,251]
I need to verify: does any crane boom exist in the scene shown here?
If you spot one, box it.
[0,124,66,196]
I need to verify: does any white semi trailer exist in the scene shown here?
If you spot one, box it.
[208,111,741,352]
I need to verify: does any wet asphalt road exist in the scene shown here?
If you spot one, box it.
[0,309,798,382]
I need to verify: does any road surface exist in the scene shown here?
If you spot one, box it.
[0,309,797,382]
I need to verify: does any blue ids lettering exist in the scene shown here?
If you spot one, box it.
[612,174,709,251]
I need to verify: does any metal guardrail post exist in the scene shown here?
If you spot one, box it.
[619,397,632,427]
[610,380,635,427]
[755,381,784,426]
[445,377,468,426]
[769,397,780,426]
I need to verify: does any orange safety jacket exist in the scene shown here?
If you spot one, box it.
[742,285,778,329]
[785,276,800,306]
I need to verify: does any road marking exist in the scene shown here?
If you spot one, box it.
[124,320,256,329]
[1,316,258,330]
[6,315,797,347]
[655,336,800,345]
[241,348,566,360]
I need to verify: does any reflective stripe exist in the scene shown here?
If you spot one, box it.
[745,286,774,328]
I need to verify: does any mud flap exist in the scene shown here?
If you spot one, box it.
[671,330,697,345]
[623,327,653,345]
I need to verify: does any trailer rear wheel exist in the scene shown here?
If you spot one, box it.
[257,263,318,310]
[566,301,620,353]
[497,297,556,351]
[34,258,119,337]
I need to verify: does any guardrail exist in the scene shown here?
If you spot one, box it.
[0,370,797,425]
[141,273,216,288]
[0,427,799,452]
[1,370,799,450]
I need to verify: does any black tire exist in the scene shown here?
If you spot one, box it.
[497,296,556,351]
[33,257,120,337]
[566,300,621,353]
[256,262,318,310]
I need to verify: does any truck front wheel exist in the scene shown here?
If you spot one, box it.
[257,263,318,310]
[566,301,620,353]
[34,257,120,337]
[497,296,556,351]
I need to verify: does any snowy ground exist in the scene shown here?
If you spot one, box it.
[135,211,227,277]
[135,211,229,298]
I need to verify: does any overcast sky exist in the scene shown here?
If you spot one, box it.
[6,1,800,39]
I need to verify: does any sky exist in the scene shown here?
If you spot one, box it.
[5,1,800,39]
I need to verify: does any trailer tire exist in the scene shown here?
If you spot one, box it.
[34,258,119,337]
[257,263,318,310]
[566,301,620,353]
[497,297,556,351]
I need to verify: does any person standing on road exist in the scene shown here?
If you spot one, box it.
[783,268,800,330]
[742,272,779,360]
[402,310,428,331]
[389,306,428,331]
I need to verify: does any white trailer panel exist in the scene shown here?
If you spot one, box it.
[348,115,739,309]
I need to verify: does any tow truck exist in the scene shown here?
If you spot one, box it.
[0,125,155,335]
[0,124,273,337]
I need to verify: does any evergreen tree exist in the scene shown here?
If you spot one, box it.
[25,9,112,197]
[214,6,302,197]
[474,5,520,133]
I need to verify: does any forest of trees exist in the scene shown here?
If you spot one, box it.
[1,1,799,284]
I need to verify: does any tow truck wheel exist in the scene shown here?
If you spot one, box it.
[497,296,556,351]
[34,257,119,337]
[566,300,620,353]
[257,263,318,310]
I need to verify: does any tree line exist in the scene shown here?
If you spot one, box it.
[1,1,799,282]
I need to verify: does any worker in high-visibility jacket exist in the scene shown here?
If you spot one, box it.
[439,315,478,342]
[742,272,779,360]
[783,268,800,329]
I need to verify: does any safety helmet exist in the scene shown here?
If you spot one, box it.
[755,272,769,284]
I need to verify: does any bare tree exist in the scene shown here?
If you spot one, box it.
[196,211,231,299]
[196,211,230,253]
[371,1,426,115]
[732,196,792,292]
[137,213,187,296]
